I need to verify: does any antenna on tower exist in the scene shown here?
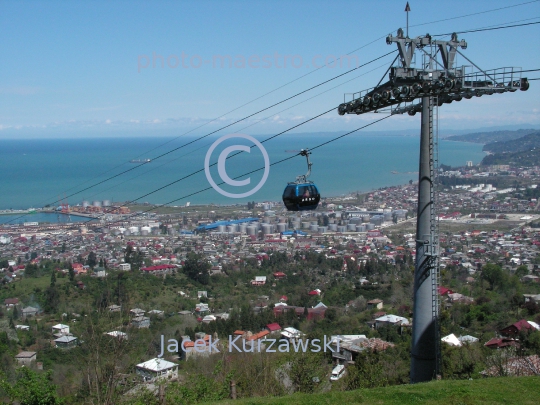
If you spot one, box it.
[405,2,411,38]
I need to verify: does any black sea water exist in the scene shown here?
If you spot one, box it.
[0,134,484,211]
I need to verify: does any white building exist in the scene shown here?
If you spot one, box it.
[136,358,178,382]
[374,314,410,329]
[52,324,70,336]
[281,327,305,341]
[441,333,462,347]
[106,331,128,340]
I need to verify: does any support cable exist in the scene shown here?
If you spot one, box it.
[86,115,392,224]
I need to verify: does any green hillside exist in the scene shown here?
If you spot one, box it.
[207,376,540,405]
[445,129,538,144]
[483,132,540,153]
[481,148,540,167]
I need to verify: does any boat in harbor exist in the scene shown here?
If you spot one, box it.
[129,159,151,163]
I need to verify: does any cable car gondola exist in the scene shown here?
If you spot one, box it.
[282,149,321,211]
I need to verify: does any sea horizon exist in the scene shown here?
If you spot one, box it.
[0,134,485,212]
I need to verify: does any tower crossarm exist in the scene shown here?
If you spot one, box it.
[433,32,467,70]
[338,30,529,117]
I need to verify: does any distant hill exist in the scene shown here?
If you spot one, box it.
[483,132,540,153]
[481,148,540,166]
[445,129,538,144]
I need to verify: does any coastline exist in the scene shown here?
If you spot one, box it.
[0,135,486,211]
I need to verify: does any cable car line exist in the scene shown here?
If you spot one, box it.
[435,20,540,37]
[89,106,337,218]
[73,4,540,200]
[86,67,399,219]
[4,51,395,226]
[53,51,396,201]
[17,9,537,217]
[6,8,539,224]
[85,115,392,224]
[78,61,393,203]
[409,0,539,29]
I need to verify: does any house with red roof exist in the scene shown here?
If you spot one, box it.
[437,286,454,296]
[307,308,326,320]
[266,323,282,333]
[4,298,18,307]
[72,263,83,274]
[500,319,540,337]
[251,276,267,286]
[246,330,270,342]
[150,257,162,265]
[273,271,286,279]
[484,337,518,349]
[308,289,321,296]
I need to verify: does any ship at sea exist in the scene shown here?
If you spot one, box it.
[129,159,151,163]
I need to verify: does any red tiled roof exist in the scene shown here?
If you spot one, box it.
[438,286,453,296]
[4,298,18,305]
[247,330,269,341]
[266,323,281,332]
[484,337,517,348]
[512,319,535,331]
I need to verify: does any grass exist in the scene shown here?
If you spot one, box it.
[207,376,540,405]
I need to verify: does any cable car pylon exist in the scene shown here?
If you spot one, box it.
[338,28,530,383]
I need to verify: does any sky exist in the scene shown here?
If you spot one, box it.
[1,0,539,138]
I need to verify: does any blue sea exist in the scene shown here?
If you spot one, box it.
[0,212,91,225]
[0,134,485,211]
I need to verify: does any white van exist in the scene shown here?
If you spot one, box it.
[330,364,346,381]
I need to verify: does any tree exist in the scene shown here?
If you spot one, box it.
[24,263,39,278]
[343,350,388,390]
[182,253,210,285]
[481,263,505,290]
[286,352,326,394]
[515,265,529,279]
[124,245,134,264]
[43,286,59,313]
[50,270,56,287]
[0,367,63,405]
[87,251,97,268]
[68,263,75,282]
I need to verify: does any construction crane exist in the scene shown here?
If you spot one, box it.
[338,28,529,383]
